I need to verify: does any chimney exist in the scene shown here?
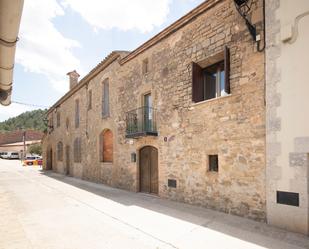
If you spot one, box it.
[67,70,80,89]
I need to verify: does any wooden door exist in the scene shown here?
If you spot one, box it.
[139,146,158,194]
[47,148,53,170]
[65,145,70,175]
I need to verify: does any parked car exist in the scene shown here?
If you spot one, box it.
[0,152,8,159]
[23,156,42,166]
[0,151,20,159]
[9,152,20,159]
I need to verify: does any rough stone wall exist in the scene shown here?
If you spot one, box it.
[43,0,266,221]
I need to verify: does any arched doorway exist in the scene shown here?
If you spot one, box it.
[99,129,113,163]
[65,145,71,175]
[46,148,53,170]
[139,146,158,194]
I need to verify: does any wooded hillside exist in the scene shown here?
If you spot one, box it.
[0,109,47,132]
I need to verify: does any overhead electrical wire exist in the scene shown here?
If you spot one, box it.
[11,100,50,109]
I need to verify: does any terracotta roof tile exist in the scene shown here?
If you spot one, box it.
[0,130,43,145]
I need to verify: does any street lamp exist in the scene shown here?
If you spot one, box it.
[233,0,258,41]
[233,0,265,52]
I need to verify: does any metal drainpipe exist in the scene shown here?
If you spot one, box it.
[0,0,24,106]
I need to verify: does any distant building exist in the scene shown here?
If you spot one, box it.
[0,130,43,157]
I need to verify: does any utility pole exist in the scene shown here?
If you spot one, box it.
[22,130,26,160]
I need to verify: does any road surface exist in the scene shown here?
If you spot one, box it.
[0,159,308,249]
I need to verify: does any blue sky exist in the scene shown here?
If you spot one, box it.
[0,0,204,121]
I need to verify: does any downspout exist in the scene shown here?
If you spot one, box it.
[0,0,24,106]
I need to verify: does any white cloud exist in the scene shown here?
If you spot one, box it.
[62,0,172,33]
[0,104,36,122]
[16,0,82,93]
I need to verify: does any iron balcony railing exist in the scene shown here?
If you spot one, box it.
[126,106,158,138]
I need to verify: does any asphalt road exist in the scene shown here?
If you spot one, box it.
[0,159,308,249]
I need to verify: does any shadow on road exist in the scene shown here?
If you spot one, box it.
[39,169,309,249]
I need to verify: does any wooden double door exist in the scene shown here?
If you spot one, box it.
[139,146,158,194]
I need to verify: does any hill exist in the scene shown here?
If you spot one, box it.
[0,109,47,132]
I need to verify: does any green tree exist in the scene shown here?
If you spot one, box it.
[28,144,42,156]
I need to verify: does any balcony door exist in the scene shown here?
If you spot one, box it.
[139,146,158,194]
[143,93,152,131]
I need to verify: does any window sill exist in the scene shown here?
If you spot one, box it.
[101,162,113,166]
[206,171,219,176]
[191,94,232,107]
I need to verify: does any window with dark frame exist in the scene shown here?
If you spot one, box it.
[209,155,219,172]
[102,79,109,117]
[192,46,230,103]
[88,90,92,110]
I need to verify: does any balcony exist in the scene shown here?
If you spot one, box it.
[126,106,158,138]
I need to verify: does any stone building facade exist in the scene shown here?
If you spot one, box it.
[43,0,266,222]
[266,0,309,235]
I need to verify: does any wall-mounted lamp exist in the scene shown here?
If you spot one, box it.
[131,152,137,162]
[234,0,249,7]
[234,0,265,52]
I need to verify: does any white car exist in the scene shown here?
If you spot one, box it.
[9,152,20,159]
[0,152,8,159]
[0,151,20,159]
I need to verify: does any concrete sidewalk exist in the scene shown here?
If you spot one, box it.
[0,159,308,249]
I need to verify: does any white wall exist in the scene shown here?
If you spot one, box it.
[266,0,309,235]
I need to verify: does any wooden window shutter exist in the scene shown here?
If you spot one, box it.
[102,80,109,117]
[224,46,230,94]
[192,62,204,102]
[99,133,103,162]
[75,99,79,128]
[57,112,60,127]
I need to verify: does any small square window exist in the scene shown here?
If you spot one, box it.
[168,179,177,188]
[209,155,218,172]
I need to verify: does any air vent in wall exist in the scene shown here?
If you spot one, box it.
[276,191,299,206]
[168,179,177,188]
